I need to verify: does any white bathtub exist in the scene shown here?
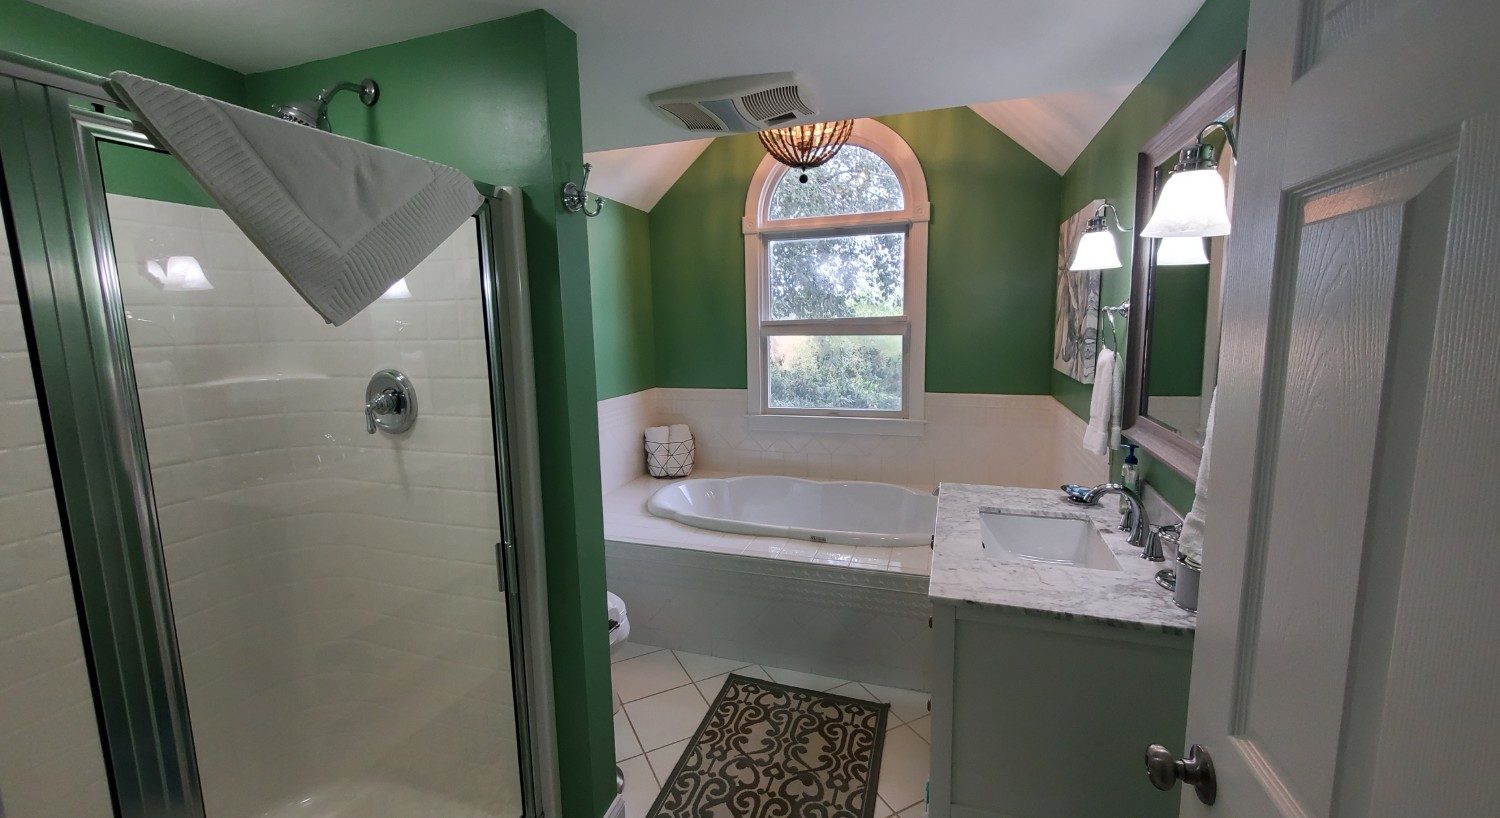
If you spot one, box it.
[646,475,938,548]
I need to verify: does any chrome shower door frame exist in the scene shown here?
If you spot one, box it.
[0,56,557,818]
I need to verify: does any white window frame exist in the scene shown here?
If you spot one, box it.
[743,118,930,435]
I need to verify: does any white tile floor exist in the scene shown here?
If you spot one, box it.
[613,644,930,817]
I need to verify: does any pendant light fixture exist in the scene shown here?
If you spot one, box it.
[1069,202,1131,271]
[1140,120,1236,238]
[1155,236,1211,266]
[758,119,855,183]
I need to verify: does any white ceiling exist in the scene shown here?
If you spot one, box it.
[28,0,1205,152]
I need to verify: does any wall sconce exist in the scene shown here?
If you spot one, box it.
[1069,202,1131,271]
[1155,236,1210,266]
[1140,120,1236,238]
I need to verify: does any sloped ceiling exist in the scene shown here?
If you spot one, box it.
[582,139,713,212]
[586,87,1138,212]
[968,84,1138,174]
[26,0,1205,152]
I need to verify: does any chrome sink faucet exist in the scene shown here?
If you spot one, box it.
[1063,483,1150,549]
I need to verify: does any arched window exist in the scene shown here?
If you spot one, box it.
[743,119,929,430]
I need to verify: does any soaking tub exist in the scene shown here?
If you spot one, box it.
[646,475,937,548]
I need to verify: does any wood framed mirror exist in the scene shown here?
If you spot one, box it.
[1122,56,1243,478]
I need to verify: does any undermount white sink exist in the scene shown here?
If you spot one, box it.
[979,511,1122,571]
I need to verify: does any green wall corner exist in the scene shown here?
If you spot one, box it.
[588,197,657,400]
[1,0,246,208]
[647,134,767,389]
[0,0,245,102]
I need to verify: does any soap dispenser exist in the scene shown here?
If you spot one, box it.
[1119,443,1140,520]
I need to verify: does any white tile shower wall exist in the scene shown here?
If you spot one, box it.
[597,388,1108,492]
[597,388,657,493]
[107,194,519,818]
[0,197,114,818]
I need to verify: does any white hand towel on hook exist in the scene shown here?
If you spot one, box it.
[107,71,481,326]
[1081,347,1118,456]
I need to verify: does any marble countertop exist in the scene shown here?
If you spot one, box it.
[930,483,1197,635]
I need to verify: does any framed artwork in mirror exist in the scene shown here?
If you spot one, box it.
[1053,198,1106,384]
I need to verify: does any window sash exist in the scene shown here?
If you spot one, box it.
[756,212,922,239]
[759,227,912,321]
[765,230,907,322]
[759,325,910,417]
[756,222,913,418]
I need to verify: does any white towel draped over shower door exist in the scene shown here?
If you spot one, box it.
[107,71,482,326]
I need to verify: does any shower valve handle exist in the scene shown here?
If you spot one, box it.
[364,369,417,435]
[365,390,400,434]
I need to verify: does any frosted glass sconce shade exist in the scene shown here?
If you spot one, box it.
[1069,201,1130,271]
[1140,168,1231,238]
[1070,229,1122,271]
[1155,236,1210,266]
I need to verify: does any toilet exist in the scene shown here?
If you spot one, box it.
[607,592,630,795]
[607,591,630,661]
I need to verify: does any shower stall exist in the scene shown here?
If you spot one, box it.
[0,54,556,818]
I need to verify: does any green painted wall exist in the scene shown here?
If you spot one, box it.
[588,197,656,399]
[648,106,1063,393]
[1145,262,1210,396]
[1054,0,1249,510]
[97,141,219,209]
[0,0,245,101]
[1,0,245,207]
[244,14,615,817]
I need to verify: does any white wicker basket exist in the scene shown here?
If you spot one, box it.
[645,435,695,478]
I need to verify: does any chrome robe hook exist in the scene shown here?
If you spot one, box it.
[562,163,603,217]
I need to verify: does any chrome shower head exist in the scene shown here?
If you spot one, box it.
[273,78,379,130]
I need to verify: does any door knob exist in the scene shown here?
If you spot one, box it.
[1144,743,1216,805]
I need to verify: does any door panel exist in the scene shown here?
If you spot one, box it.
[1238,150,1456,815]
[1301,0,1399,66]
[1184,0,1500,815]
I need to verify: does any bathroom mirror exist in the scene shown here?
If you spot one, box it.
[1122,58,1242,478]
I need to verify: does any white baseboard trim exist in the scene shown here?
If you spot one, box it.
[603,793,626,818]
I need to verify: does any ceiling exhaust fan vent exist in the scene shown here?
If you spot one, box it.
[658,102,725,132]
[740,84,815,123]
[648,73,819,133]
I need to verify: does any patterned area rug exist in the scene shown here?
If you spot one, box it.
[649,674,890,817]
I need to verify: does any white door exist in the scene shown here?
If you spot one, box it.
[1176,0,1500,815]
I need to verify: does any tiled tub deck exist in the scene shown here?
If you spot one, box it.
[603,472,934,690]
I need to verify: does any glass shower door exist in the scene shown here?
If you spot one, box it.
[0,145,115,818]
[92,141,525,818]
